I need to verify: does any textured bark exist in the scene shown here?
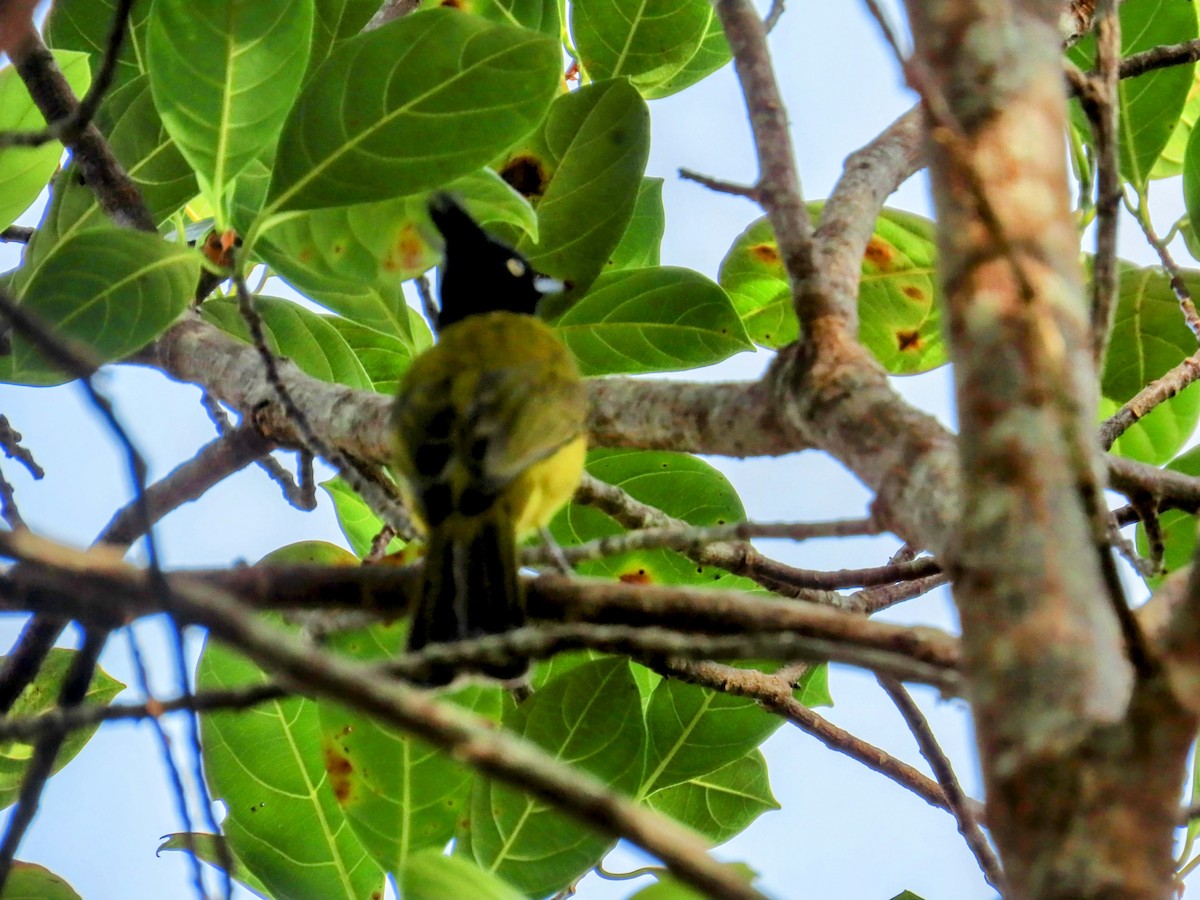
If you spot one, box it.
[905,1,1193,896]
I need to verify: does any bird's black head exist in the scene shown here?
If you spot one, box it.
[427,193,561,331]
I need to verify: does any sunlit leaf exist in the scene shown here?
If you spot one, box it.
[201,295,373,391]
[572,0,711,96]
[45,0,150,90]
[719,210,948,373]
[198,621,385,900]
[148,0,314,216]
[551,449,753,590]
[319,626,506,872]
[551,267,751,375]
[518,80,651,295]
[462,658,645,895]
[156,832,272,897]
[4,228,198,386]
[398,849,526,900]
[0,649,124,811]
[640,678,780,795]
[606,178,665,271]
[2,861,84,900]
[267,9,560,212]
[0,51,91,231]
[647,751,778,843]
[1101,265,1200,464]
[1071,0,1198,188]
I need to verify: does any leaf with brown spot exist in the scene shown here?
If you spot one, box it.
[198,600,385,899]
[720,207,948,373]
[317,623,508,873]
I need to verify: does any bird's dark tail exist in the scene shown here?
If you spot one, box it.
[406,508,527,685]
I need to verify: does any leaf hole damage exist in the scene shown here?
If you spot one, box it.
[500,155,549,198]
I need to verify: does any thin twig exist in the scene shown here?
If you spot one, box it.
[877,675,1004,892]
[1128,192,1200,343]
[1089,0,1121,366]
[1120,38,1200,80]
[712,0,819,325]
[0,683,290,744]
[0,226,33,243]
[98,427,273,546]
[122,626,213,900]
[232,261,415,534]
[0,416,43,479]
[648,659,978,817]
[762,0,784,33]
[1099,352,1200,448]
[10,31,155,230]
[0,0,135,150]
[570,473,851,604]
[0,628,107,890]
[678,168,760,200]
[0,465,25,531]
[545,517,882,565]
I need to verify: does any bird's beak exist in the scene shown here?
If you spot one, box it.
[534,276,565,296]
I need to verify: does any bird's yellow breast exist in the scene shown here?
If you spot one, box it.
[392,312,588,535]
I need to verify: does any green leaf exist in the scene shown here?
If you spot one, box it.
[718,216,795,347]
[156,832,273,897]
[857,209,947,374]
[320,478,405,558]
[0,51,91,231]
[796,661,832,708]
[1151,64,1200,180]
[319,626,506,872]
[399,849,526,900]
[606,178,665,271]
[551,449,751,589]
[1,862,84,900]
[46,0,151,91]
[462,658,645,895]
[1071,0,1198,188]
[518,80,651,295]
[148,0,314,216]
[52,74,198,235]
[308,0,380,76]
[201,296,373,390]
[646,751,778,844]
[719,211,947,373]
[434,0,562,35]
[198,628,386,900]
[571,0,711,96]
[259,168,534,309]
[0,649,124,811]
[4,228,198,386]
[641,12,731,100]
[551,267,752,376]
[267,9,560,212]
[325,316,417,395]
[640,678,780,795]
[1100,265,1200,464]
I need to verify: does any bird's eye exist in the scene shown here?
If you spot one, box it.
[505,257,527,278]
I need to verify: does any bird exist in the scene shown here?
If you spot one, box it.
[390,194,587,685]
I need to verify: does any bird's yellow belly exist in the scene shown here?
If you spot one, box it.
[505,435,588,535]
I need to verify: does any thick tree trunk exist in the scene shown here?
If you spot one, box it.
[905,1,1194,896]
